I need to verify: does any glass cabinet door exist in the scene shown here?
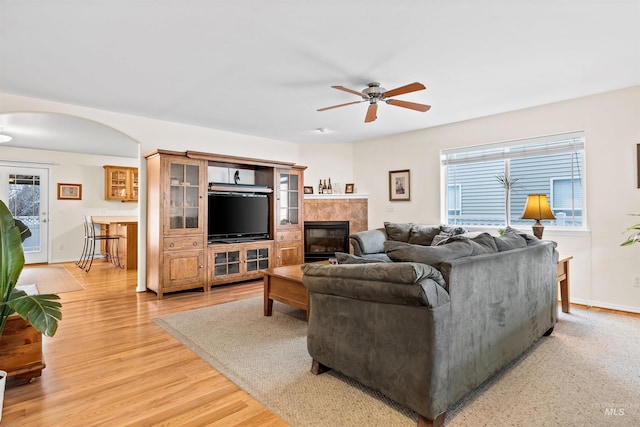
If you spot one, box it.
[130,169,139,199]
[109,169,128,198]
[279,171,299,226]
[169,162,202,231]
[246,247,270,272]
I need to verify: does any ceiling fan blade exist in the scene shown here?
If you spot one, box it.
[331,85,366,98]
[317,100,363,112]
[365,103,378,123]
[383,82,426,98]
[386,99,431,112]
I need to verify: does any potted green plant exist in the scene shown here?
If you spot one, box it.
[621,214,640,246]
[0,199,62,416]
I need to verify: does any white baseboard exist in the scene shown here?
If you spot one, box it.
[568,297,640,314]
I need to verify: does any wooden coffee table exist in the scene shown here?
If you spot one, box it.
[263,262,328,320]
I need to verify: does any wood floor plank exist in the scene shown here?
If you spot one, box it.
[2,260,288,426]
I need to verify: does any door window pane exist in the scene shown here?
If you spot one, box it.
[8,174,41,252]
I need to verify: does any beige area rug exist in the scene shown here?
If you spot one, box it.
[16,266,85,294]
[153,298,640,427]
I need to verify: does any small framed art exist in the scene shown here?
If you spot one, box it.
[58,183,82,200]
[345,183,355,194]
[303,186,314,194]
[389,169,410,201]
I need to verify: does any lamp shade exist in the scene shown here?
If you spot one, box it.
[521,194,556,220]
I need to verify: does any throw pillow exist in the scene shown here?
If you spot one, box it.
[385,239,474,268]
[384,222,413,242]
[440,225,468,235]
[408,225,441,245]
[431,232,452,246]
[335,252,386,264]
[494,229,527,251]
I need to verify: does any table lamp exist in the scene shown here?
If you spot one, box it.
[521,194,555,239]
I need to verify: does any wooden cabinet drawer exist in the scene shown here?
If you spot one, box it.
[276,231,301,242]
[164,236,205,251]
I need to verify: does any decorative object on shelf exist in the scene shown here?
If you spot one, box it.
[57,183,82,200]
[389,169,410,201]
[318,179,323,194]
[345,183,355,194]
[521,194,556,239]
[303,186,314,194]
[332,183,342,194]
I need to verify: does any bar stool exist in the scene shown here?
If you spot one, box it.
[77,215,121,272]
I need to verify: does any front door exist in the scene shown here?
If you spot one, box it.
[0,166,49,264]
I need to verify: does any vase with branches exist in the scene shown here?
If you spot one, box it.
[621,214,640,246]
[495,174,521,226]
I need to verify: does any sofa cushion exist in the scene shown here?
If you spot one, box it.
[384,239,474,268]
[408,225,441,246]
[503,226,545,246]
[335,252,389,264]
[468,232,499,254]
[439,232,498,255]
[494,229,527,251]
[350,228,387,255]
[384,222,413,242]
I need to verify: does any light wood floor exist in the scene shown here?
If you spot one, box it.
[3,260,289,426]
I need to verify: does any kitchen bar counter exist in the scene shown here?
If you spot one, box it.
[92,216,138,270]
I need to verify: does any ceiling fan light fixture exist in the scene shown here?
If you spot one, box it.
[318,81,430,123]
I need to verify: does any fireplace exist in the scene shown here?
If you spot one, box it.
[304,221,350,262]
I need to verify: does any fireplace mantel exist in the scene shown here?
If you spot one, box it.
[304,193,370,200]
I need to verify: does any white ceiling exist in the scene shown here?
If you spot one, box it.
[0,0,639,154]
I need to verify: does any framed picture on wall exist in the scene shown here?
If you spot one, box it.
[303,186,314,194]
[389,169,410,201]
[58,183,82,200]
[345,183,355,194]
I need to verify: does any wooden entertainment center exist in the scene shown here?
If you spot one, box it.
[145,149,306,298]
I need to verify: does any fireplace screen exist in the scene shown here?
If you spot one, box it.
[304,221,350,262]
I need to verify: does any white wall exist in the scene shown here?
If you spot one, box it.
[0,146,138,263]
[298,143,355,194]
[353,86,640,313]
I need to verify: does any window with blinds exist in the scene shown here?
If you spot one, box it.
[441,131,585,229]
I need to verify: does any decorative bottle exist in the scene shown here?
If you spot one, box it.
[328,178,333,194]
[323,179,327,194]
[318,179,323,194]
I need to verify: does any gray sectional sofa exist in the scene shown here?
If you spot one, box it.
[301,223,558,427]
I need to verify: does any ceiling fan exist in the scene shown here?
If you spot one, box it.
[317,82,431,123]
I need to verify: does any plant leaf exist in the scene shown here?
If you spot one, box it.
[0,200,25,335]
[7,289,62,337]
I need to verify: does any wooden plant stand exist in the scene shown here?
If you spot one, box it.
[0,315,45,384]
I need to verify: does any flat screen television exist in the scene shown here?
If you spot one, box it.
[208,192,270,241]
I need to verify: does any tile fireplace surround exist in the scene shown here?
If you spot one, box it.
[304,195,368,253]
